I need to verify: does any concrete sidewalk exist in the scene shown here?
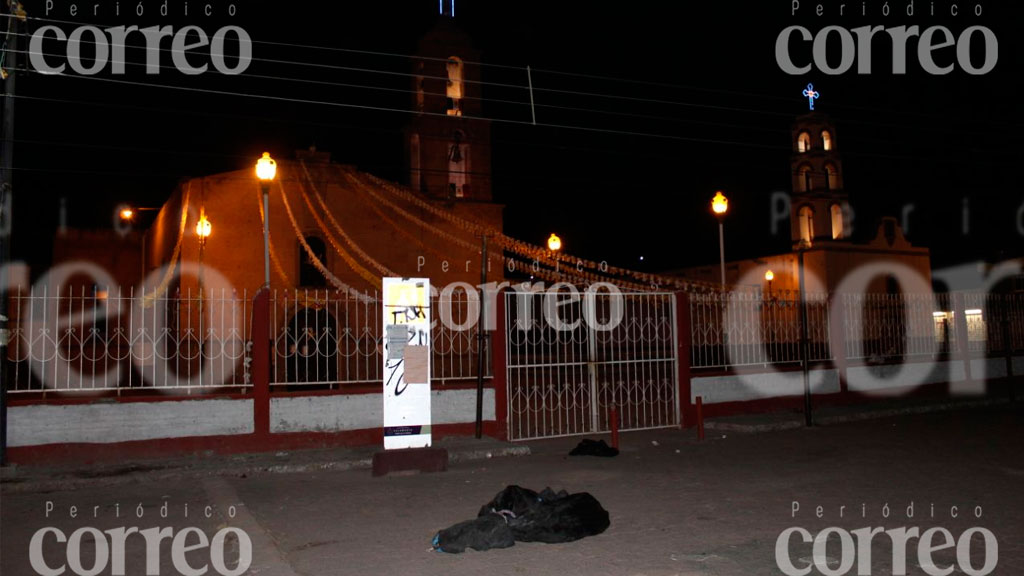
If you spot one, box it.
[3,403,1021,576]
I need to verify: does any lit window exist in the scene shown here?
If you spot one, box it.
[799,206,814,245]
[825,163,837,190]
[798,165,812,192]
[822,130,832,151]
[797,132,811,153]
[447,130,469,197]
[831,204,843,239]
[446,57,463,116]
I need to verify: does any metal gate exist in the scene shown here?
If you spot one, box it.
[505,289,679,441]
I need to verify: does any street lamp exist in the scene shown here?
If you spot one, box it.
[196,209,211,307]
[547,233,562,252]
[710,191,728,288]
[255,152,276,289]
[119,207,134,221]
[196,212,212,244]
[764,269,774,296]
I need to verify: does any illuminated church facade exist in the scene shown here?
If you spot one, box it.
[136,13,503,298]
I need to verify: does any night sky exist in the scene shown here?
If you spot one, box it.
[5,0,1022,279]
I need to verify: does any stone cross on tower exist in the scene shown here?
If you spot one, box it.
[802,83,820,110]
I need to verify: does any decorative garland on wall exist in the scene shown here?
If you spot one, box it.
[142,183,191,308]
[343,166,650,291]
[360,171,718,292]
[297,160,397,281]
[277,178,374,301]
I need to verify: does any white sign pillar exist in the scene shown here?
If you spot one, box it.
[382,278,432,449]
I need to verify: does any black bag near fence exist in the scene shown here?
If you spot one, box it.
[432,485,610,553]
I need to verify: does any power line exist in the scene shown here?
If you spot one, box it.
[3,11,1017,130]
[4,12,1007,130]
[10,35,800,120]
[5,66,796,150]
[4,90,1009,169]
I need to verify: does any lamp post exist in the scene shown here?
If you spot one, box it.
[547,233,562,274]
[196,209,211,301]
[764,269,774,297]
[255,152,277,289]
[710,191,728,288]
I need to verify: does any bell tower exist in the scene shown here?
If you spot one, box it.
[790,112,848,249]
[404,5,492,201]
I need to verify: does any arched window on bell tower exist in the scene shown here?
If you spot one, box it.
[799,205,814,246]
[414,62,425,113]
[831,204,844,239]
[448,130,470,198]
[798,165,813,192]
[825,163,838,190]
[409,133,421,193]
[446,56,464,116]
[821,130,833,151]
[797,132,811,153]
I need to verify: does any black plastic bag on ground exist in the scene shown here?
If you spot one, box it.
[431,514,515,553]
[432,485,610,553]
[478,485,611,543]
[569,438,619,457]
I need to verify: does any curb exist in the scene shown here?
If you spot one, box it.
[0,444,531,494]
[704,398,1009,434]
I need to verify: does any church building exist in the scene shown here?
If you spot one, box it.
[135,12,504,299]
[674,111,932,296]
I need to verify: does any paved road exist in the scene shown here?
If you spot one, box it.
[3,404,1022,575]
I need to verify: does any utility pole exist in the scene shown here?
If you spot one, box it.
[0,4,21,465]
[798,248,813,427]
[474,233,490,439]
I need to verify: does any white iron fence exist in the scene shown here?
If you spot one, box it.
[505,289,679,441]
[5,287,490,395]
[270,289,489,388]
[689,291,1024,369]
[6,287,251,394]
[689,290,831,368]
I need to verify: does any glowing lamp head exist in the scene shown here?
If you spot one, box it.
[764,270,774,282]
[119,207,134,221]
[255,152,277,182]
[196,214,212,239]
[711,191,729,215]
[547,233,562,252]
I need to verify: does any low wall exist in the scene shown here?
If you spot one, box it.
[7,388,496,453]
[690,356,1022,408]
[8,398,253,447]
[270,389,495,433]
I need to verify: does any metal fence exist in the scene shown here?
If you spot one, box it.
[689,290,831,368]
[6,287,251,394]
[505,290,679,441]
[269,289,490,388]
[6,287,491,395]
[8,287,1020,396]
[690,291,1024,369]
